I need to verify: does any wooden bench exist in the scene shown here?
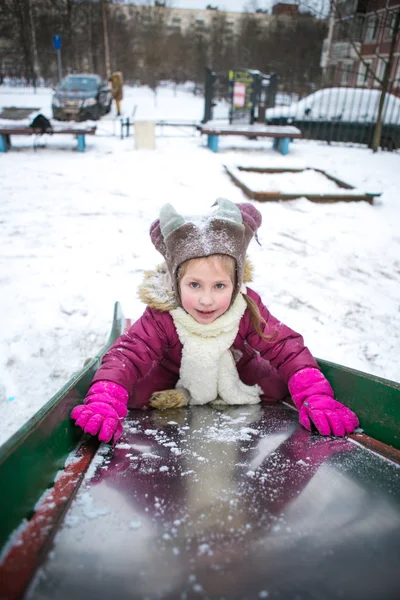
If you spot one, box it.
[199,123,302,155]
[0,125,96,153]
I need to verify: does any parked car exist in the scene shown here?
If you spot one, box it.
[265,87,400,150]
[52,74,112,121]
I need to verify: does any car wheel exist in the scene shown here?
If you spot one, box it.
[105,101,112,115]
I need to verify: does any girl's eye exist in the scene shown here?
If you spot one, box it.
[215,283,225,289]
[190,282,200,289]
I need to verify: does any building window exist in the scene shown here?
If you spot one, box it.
[341,62,353,85]
[383,10,396,41]
[364,15,379,43]
[394,59,400,88]
[374,58,386,86]
[357,60,372,86]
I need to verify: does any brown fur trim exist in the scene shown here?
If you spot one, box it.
[243,258,253,283]
[149,389,190,409]
[137,263,177,312]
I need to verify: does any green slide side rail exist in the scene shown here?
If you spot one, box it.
[0,303,125,555]
[318,358,400,451]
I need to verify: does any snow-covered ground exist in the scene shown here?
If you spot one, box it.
[1,84,400,447]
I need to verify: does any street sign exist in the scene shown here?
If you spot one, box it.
[53,35,63,82]
[53,35,61,50]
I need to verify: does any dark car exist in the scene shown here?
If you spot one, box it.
[52,74,112,121]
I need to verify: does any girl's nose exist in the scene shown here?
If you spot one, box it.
[199,292,213,306]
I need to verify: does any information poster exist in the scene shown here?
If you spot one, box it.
[228,70,254,124]
[233,82,246,107]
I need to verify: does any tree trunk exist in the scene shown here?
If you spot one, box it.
[371,10,400,153]
[101,0,111,79]
[28,0,41,85]
[12,0,33,81]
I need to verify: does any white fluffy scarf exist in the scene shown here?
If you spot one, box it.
[170,292,262,406]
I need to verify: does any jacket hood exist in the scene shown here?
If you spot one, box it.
[138,259,254,312]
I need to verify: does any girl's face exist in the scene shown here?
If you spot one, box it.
[179,256,235,324]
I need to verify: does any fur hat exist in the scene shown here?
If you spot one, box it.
[149,199,262,303]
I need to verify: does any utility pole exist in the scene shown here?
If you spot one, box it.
[101,0,111,79]
[28,0,41,91]
[323,0,335,82]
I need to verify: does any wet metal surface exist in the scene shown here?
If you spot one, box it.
[28,404,400,600]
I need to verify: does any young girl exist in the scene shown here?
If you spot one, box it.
[71,199,359,443]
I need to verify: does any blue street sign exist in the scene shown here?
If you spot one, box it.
[53,35,61,50]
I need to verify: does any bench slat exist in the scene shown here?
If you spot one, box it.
[199,123,302,138]
[0,126,96,153]
[0,127,96,135]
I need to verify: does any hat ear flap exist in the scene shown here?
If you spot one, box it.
[236,203,262,234]
[149,219,167,258]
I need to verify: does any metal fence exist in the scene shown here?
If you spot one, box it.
[266,65,400,150]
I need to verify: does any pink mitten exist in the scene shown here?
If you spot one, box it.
[71,381,129,443]
[288,368,359,437]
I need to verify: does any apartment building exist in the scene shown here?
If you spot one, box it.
[322,0,400,94]
[118,4,272,37]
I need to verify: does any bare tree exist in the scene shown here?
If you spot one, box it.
[328,1,400,152]
[237,12,263,69]
[371,9,400,152]
[209,11,230,73]
[166,30,191,90]
[1,0,329,94]
[186,18,209,87]
[4,0,34,80]
[139,4,168,99]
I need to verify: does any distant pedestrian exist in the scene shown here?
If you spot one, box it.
[109,71,123,116]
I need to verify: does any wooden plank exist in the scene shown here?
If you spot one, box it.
[0,127,96,135]
[200,123,302,138]
[224,165,377,204]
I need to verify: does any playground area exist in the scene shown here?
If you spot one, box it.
[1,83,400,445]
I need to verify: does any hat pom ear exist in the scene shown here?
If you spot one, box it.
[236,203,262,234]
[159,203,185,238]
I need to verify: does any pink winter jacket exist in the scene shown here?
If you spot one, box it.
[92,285,319,408]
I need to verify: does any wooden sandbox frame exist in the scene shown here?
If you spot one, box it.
[224,165,380,204]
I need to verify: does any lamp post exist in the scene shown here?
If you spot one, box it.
[101,0,111,79]
[28,0,41,91]
[323,0,336,81]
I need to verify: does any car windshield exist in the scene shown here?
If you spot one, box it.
[58,76,98,92]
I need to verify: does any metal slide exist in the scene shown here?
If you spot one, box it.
[1,304,399,600]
